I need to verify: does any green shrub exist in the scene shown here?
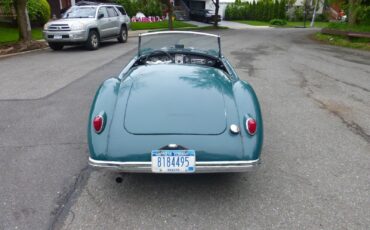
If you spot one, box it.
[315,13,329,22]
[27,0,51,25]
[357,5,370,25]
[270,18,287,25]
[143,0,162,16]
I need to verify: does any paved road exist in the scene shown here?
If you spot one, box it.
[187,20,269,29]
[0,29,369,230]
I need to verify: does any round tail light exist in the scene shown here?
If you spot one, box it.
[246,118,257,135]
[93,115,104,134]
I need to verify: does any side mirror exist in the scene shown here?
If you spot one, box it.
[98,13,104,19]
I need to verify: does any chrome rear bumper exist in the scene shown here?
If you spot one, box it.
[88,157,260,173]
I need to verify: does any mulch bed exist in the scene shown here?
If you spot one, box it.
[0,40,48,56]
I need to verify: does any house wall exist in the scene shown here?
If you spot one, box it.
[190,0,263,18]
[48,0,72,18]
[188,0,232,18]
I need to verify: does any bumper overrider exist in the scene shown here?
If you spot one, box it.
[88,157,261,173]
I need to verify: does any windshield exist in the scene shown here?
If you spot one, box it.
[139,31,221,57]
[63,6,97,18]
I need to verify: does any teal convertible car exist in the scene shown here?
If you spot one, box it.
[88,31,263,173]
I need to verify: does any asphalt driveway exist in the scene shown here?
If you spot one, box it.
[0,28,369,230]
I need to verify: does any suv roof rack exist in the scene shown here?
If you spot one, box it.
[75,1,118,6]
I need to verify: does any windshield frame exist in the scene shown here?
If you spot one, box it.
[138,31,221,58]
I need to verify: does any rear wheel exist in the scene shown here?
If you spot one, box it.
[117,25,127,43]
[86,30,99,50]
[48,43,64,51]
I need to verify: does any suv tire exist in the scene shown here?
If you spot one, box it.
[48,43,64,51]
[86,30,100,50]
[117,25,127,43]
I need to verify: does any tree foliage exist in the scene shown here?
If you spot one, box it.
[114,0,163,17]
[27,0,51,25]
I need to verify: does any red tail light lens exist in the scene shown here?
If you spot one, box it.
[93,115,104,134]
[246,118,257,135]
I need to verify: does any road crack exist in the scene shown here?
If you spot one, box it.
[48,165,91,230]
[291,67,370,143]
[307,67,370,93]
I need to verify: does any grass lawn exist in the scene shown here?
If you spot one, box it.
[326,22,370,33]
[131,21,196,30]
[285,21,329,28]
[313,22,370,51]
[0,26,43,44]
[314,32,370,51]
[233,20,329,28]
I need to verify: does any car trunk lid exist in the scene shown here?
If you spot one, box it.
[124,65,228,135]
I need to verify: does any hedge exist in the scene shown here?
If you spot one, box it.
[225,0,286,21]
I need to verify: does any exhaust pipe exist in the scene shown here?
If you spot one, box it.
[115,176,123,183]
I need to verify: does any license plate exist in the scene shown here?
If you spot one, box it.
[53,35,62,39]
[151,150,195,173]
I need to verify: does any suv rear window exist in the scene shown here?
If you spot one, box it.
[116,6,127,15]
[107,7,118,17]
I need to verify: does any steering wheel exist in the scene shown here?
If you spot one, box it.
[144,50,173,64]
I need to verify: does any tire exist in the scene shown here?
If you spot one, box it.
[86,30,100,50]
[117,25,127,43]
[48,43,64,51]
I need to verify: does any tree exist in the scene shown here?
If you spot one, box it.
[167,0,173,30]
[159,0,173,30]
[212,0,220,27]
[348,0,362,25]
[4,0,32,42]
[280,0,286,19]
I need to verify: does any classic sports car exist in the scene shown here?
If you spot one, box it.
[88,31,263,173]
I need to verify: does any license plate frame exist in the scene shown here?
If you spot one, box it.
[151,150,196,173]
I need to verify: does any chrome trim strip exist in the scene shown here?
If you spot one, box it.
[88,157,260,173]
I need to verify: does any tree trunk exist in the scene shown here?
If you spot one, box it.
[213,0,219,27]
[168,0,173,30]
[348,0,359,25]
[14,0,32,42]
[168,0,174,30]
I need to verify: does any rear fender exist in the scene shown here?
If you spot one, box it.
[88,77,121,159]
[233,80,263,160]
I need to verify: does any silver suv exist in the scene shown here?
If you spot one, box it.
[43,3,130,50]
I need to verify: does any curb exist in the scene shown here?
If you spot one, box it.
[0,47,50,59]
[0,31,144,59]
